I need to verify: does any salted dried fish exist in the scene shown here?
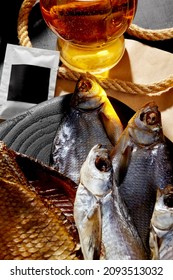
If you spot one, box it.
[51,73,123,184]
[74,144,147,260]
[110,102,173,257]
[150,185,173,260]
[0,141,82,260]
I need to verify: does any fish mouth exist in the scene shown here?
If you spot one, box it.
[139,103,161,127]
[77,77,93,93]
[95,144,112,173]
[164,194,173,209]
[163,186,173,208]
[157,185,173,208]
[71,73,106,110]
[136,102,162,131]
[128,102,163,146]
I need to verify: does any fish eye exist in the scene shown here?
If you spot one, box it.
[163,194,173,208]
[78,79,92,92]
[95,156,112,172]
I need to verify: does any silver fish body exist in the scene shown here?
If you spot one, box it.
[150,185,173,260]
[111,102,173,257]
[74,144,147,260]
[101,188,147,260]
[51,74,123,184]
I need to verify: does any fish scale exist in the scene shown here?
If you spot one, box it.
[111,102,173,259]
[119,143,173,254]
[52,107,113,184]
[0,141,82,260]
[119,147,159,252]
[101,190,147,259]
[51,73,123,185]
[74,144,147,260]
[0,179,78,260]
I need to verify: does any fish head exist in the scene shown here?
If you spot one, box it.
[80,144,113,197]
[151,185,173,233]
[71,73,107,110]
[128,102,163,146]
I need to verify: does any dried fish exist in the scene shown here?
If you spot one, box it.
[74,144,147,260]
[150,185,173,260]
[110,102,173,257]
[0,141,82,260]
[51,73,123,184]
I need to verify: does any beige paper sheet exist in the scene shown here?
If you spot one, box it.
[55,39,173,141]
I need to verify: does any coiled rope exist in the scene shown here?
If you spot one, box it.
[17,0,173,95]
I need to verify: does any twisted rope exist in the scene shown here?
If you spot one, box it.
[17,0,173,96]
[127,24,173,41]
[58,66,173,95]
[17,0,36,47]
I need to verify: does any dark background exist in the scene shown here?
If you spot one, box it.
[0,0,173,77]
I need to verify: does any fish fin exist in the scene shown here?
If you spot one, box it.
[118,145,132,185]
[80,201,102,260]
[99,101,123,146]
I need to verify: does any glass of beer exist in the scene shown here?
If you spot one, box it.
[40,0,138,74]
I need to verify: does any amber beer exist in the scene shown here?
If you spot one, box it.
[40,0,137,74]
